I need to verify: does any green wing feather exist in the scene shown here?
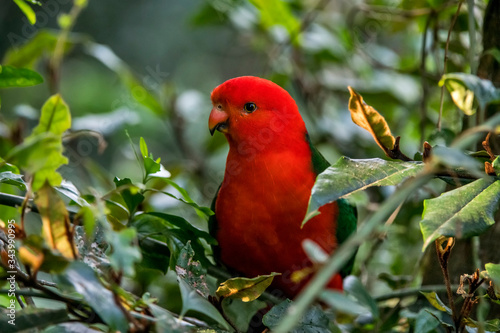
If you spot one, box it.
[306,134,358,277]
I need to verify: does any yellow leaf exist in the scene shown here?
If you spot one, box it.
[19,245,44,275]
[348,87,395,154]
[34,182,77,259]
[216,273,280,302]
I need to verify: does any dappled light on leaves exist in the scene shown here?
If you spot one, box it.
[216,273,280,302]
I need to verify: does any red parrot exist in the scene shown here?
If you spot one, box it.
[208,76,356,298]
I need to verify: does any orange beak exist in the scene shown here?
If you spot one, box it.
[209,107,229,136]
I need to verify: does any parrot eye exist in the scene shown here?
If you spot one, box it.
[244,102,257,113]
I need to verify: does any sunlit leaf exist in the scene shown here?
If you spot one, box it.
[12,0,37,25]
[464,318,500,331]
[216,273,280,302]
[0,65,43,87]
[0,308,68,332]
[440,73,500,114]
[18,245,44,275]
[22,235,71,274]
[420,178,500,250]
[32,94,71,136]
[304,157,423,224]
[139,136,148,158]
[420,291,452,314]
[262,299,330,333]
[34,182,77,260]
[55,261,129,332]
[348,87,395,154]
[175,241,210,298]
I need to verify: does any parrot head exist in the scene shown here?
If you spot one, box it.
[208,76,306,147]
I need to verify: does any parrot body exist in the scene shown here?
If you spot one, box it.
[208,76,356,298]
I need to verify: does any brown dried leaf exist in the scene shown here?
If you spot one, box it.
[348,87,395,154]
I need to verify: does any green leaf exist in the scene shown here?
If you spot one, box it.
[221,298,267,332]
[432,146,483,177]
[147,303,189,333]
[319,290,371,316]
[175,241,210,298]
[343,276,379,318]
[420,291,452,314]
[164,179,214,217]
[178,279,230,330]
[420,178,500,250]
[249,0,301,45]
[485,263,500,289]
[144,156,161,177]
[147,212,216,245]
[6,133,68,190]
[6,94,71,190]
[34,182,77,260]
[439,73,500,114]
[0,171,26,190]
[414,309,441,333]
[0,65,43,87]
[106,228,142,276]
[4,30,68,69]
[216,272,280,302]
[262,299,330,333]
[13,0,37,25]
[139,137,148,158]
[492,156,500,175]
[304,157,423,224]
[55,261,129,332]
[0,307,68,332]
[132,213,214,271]
[113,177,145,214]
[464,318,500,331]
[32,94,71,136]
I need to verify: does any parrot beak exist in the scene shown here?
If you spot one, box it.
[209,107,229,136]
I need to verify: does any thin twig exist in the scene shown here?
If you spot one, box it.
[438,1,464,131]
[419,13,435,145]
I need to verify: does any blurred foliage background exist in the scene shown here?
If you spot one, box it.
[0,0,499,331]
